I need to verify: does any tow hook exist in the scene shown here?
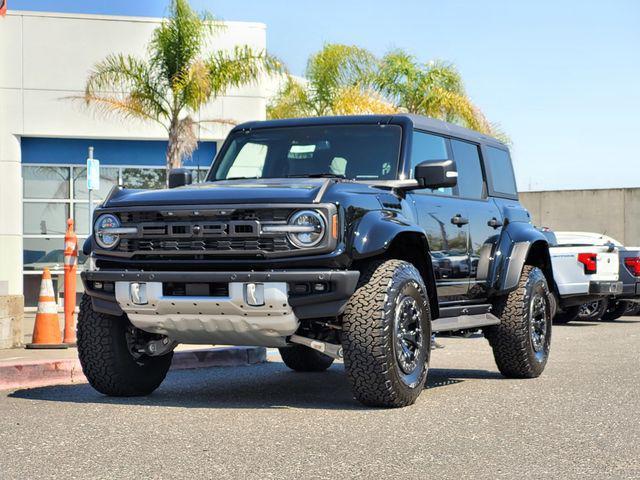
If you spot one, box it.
[289,334,343,360]
[141,337,179,357]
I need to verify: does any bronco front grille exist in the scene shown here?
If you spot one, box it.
[113,207,296,258]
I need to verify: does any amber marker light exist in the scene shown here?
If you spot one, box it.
[332,214,338,240]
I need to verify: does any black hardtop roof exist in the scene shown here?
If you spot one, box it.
[234,114,506,149]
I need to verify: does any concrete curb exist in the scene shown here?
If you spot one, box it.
[0,346,267,391]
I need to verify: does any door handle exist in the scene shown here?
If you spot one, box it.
[487,217,503,229]
[450,214,469,226]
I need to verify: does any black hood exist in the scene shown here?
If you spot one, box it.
[104,178,330,207]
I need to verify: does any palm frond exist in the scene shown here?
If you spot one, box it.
[80,93,164,124]
[173,60,212,111]
[422,87,493,133]
[332,86,397,115]
[267,76,312,119]
[207,46,284,97]
[306,44,376,114]
[421,60,464,94]
[150,0,220,83]
[84,53,170,121]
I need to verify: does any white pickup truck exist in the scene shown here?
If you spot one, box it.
[542,231,623,323]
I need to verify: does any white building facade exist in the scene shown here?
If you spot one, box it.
[0,11,269,307]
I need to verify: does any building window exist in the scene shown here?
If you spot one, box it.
[21,164,205,307]
[23,166,70,199]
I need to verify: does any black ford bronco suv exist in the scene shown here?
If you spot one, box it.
[79,115,554,408]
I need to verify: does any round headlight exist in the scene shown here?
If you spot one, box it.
[94,214,121,249]
[288,210,326,248]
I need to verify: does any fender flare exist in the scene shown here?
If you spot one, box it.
[349,210,439,317]
[489,222,553,293]
[349,210,427,259]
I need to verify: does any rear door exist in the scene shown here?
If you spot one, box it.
[449,139,504,301]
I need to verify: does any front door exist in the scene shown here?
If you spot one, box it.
[416,195,471,303]
[408,131,470,304]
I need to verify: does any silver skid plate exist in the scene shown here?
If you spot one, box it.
[115,281,298,347]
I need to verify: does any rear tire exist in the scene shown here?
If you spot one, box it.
[601,300,629,322]
[553,305,579,324]
[578,299,608,321]
[484,266,552,378]
[77,294,173,396]
[626,303,640,316]
[342,259,431,408]
[278,345,334,372]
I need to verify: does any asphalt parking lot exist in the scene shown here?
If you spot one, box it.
[1,318,639,480]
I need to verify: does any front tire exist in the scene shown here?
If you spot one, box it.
[342,260,431,408]
[77,294,173,396]
[278,345,334,372]
[484,266,552,378]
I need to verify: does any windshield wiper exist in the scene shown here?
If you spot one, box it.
[286,173,346,179]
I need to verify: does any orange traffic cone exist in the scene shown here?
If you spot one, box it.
[26,268,68,349]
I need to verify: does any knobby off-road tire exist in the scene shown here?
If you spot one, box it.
[601,300,629,322]
[342,259,431,408]
[278,345,334,372]
[484,266,552,378]
[77,294,173,396]
[553,305,580,324]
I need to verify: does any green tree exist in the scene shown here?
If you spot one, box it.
[268,44,395,119]
[376,50,499,137]
[82,0,282,172]
[270,45,506,141]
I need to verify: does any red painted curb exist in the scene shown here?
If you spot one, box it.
[0,347,266,391]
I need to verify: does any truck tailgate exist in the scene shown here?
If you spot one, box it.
[550,246,619,296]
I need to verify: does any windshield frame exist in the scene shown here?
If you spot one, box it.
[205,117,412,183]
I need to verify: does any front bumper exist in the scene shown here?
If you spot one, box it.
[589,280,623,295]
[82,270,359,345]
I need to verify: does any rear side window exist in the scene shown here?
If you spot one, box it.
[451,139,484,199]
[485,146,517,196]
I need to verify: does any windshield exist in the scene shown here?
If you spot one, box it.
[208,124,402,181]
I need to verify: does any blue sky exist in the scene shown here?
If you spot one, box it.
[9,0,640,191]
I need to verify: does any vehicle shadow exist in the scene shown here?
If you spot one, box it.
[8,362,503,410]
[554,321,601,327]
[560,318,640,326]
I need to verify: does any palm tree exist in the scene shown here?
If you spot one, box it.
[375,50,498,136]
[270,45,505,141]
[82,0,282,172]
[268,44,395,119]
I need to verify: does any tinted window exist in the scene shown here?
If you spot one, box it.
[451,140,484,199]
[410,131,452,195]
[485,146,517,196]
[410,132,448,171]
[211,125,401,181]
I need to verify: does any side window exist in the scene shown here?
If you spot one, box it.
[411,131,452,195]
[224,142,267,179]
[410,131,448,169]
[485,146,517,196]
[451,139,484,199]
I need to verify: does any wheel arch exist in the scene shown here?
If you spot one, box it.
[488,219,556,295]
[352,229,439,319]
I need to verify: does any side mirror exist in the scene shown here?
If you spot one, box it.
[414,159,458,189]
[168,168,193,188]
